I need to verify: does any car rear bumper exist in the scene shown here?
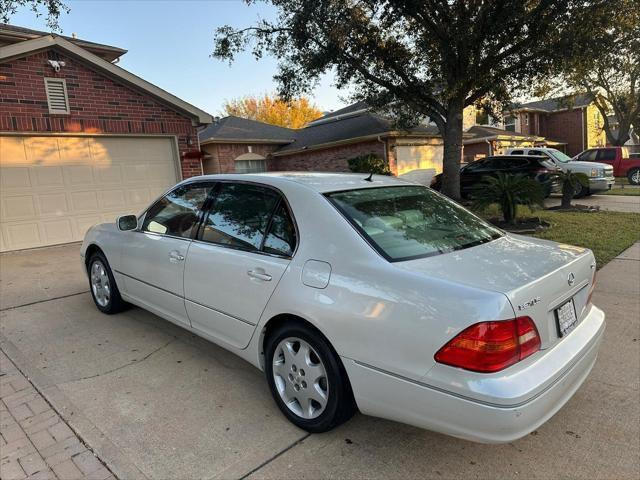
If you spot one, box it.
[589,177,615,191]
[343,305,605,443]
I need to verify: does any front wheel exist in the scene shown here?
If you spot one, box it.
[628,168,640,185]
[265,322,356,433]
[88,252,127,314]
[573,182,589,198]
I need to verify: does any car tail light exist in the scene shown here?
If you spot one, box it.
[434,317,541,373]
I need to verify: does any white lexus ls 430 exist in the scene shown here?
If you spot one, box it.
[81,173,605,443]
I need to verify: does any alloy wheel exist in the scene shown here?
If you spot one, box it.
[272,337,329,419]
[90,260,111,307]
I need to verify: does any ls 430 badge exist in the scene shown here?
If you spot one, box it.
[517,297,541,311]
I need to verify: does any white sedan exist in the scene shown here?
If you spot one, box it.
[81,173,605,442]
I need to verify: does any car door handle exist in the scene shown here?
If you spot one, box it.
[168,250,185,262]
[247,269,272,281]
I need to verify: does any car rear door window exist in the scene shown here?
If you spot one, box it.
[142,183,213,238]
[263,202,297,257]
[580,150,598,162]
[199,183,280,251]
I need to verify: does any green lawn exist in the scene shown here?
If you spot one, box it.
[599,187,640,196]
[477,205,640,268]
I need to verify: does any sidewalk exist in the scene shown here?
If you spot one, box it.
[0,351,114,480]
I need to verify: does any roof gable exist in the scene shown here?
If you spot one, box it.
[512,93,594,112]
[0,34,212,125]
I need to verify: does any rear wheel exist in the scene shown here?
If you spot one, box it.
[628,168,640,185]
[265,322,356,433]
[88,252,127,314]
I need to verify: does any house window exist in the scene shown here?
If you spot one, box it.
[44,78,70,114]
[234,153,267,173]
[504,116,517,131]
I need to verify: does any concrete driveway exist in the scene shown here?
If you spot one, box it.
[1,243,639,479]
[545,193,640,213]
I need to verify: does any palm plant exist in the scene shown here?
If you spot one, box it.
[471,173,545,225]
[553,170,590,209]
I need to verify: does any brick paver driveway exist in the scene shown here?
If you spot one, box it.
[1,243,639,479]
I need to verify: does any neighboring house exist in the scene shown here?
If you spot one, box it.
[504,94,607,156]
[0,24,212,252]
[606,115,639,152]
[461,125,564,162]
[199,102,443,176]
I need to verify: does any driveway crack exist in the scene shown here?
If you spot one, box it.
[62,337,176,383]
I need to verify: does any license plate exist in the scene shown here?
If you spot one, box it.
[555,299,578,337]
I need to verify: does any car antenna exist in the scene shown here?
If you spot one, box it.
[364,172,374,182]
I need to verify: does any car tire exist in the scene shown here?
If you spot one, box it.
[573,182,589,198]
[87,252,127,314]
[265,321,357,433]
[628,168,640,185]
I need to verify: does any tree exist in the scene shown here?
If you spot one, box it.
[553,170,590,209]
[213,0,618,199]
[222,94,322,128]
[561,0,640,146]
[0,0,69,30]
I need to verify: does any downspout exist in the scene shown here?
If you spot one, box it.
[485,139,493,156]
[377,135,388,163]
[582,109,586,151]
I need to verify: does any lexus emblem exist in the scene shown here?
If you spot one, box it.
[568,272,575,286]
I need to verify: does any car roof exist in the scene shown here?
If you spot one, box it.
[184,172,411,193]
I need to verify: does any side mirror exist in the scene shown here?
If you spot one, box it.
[117,215,138,231]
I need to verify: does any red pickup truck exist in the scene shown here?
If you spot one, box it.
[573,147,640,184]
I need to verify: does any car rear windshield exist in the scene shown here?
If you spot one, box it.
[326,185,503,262]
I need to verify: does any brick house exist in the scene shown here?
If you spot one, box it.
[503,94,607,157]
[0,25,212,251]
[200,102,443,176]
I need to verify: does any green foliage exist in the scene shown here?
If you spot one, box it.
[213,0,622,199]
[347,154,391,175]
[0,0,69,30]
[471,173,545,225]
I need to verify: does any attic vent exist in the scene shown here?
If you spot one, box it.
[44,78,70,114]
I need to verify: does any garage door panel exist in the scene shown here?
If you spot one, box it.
[396,145,444,175]
[65,165,95,185]
[70,191,99,212]
[1,167,32,189]
[1,195,36,220]
[1,135,179,252]
[24,137,61,165]
[33,166,65,187]
[4,223,41,250]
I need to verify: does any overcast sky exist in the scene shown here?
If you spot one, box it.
[8,0,349,115]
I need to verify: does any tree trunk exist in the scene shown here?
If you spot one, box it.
[441,98,465,200]
[561,180,574,209]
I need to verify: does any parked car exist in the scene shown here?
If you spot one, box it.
[81,173,605,443]
[506,147,614,197]
[573,146,640,185]
[431,155,561,198]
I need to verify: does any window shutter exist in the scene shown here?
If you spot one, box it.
[44,78,70,114]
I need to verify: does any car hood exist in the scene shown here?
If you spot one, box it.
[566,160,610,169]
[394,234,596,348]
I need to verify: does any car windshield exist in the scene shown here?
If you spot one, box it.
[326,185,503,262]
[547,149,573,163]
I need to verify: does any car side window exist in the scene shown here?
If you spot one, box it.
[199,183,279,251]
[142,183,213,238]
[464,160,487,172]
[263,202,297,257]
[597,149,616,161]
[510,150,524,155]
[580,150,597,162]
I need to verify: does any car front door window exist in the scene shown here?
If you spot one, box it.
[142,184,213,238]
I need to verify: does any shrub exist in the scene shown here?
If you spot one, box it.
[471,173,545,225]
[347,154,391,175]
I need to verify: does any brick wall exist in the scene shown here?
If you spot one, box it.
[0,50,202,178]
[272,140,386,172]
[201,143,281,173]
[540,109,585,157]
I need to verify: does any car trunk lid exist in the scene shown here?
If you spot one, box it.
[394,234,596,349]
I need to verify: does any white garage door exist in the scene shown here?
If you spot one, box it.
[396,144,444,175]
[0,135,179,252]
